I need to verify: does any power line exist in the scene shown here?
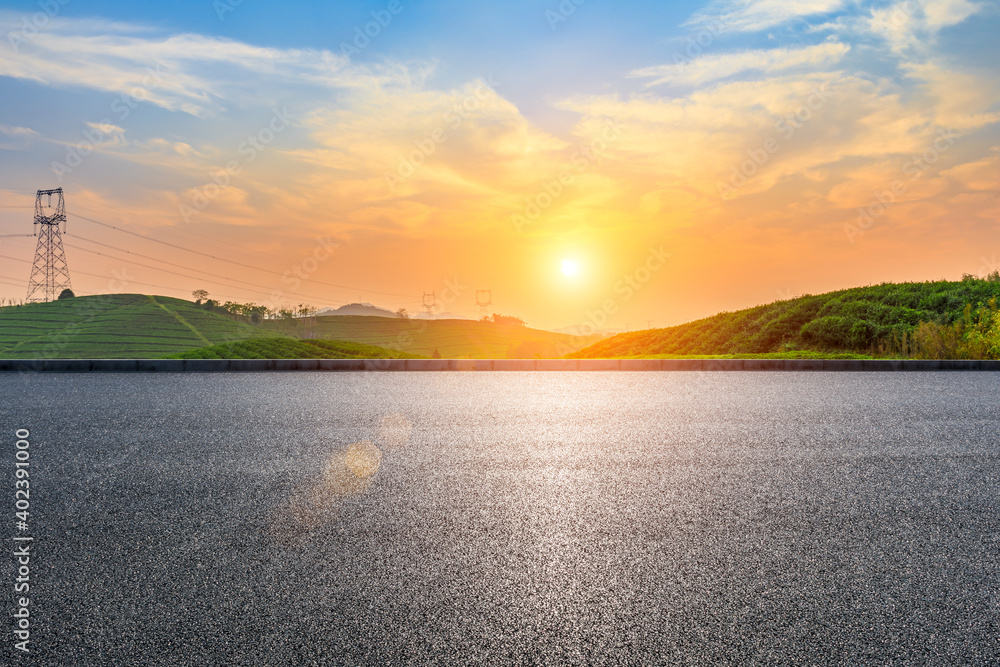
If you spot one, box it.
[65,236,424,307]
[68,235,319,299]
[71,212,415,300]
[0,275,26,289]
[0,252,245,302]
[71,200,295,268]
[65,241,268,295]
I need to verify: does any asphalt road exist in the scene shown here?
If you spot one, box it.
[2,372,999,665]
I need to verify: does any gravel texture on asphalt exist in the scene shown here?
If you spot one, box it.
[2,372,999,665]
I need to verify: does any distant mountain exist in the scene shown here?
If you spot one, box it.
[316,302,397,318]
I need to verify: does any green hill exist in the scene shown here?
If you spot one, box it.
[0,294,603,359]
[569,278,1000,359]
[166,338,423,360]
[260,315,604,359]
[0,293,281,359]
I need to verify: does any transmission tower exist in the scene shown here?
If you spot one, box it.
[475,289,492,319]
[25,188,72,303]
[422,291,438,317]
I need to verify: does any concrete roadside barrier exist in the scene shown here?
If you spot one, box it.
[537,359,579,371]
[704,359,743,371]
[578,359,620,370]
[449,359,493,371]
[744,359,787,371]
[406,359,450,371]
[821,360,855,371]
[318,359,366,371]
[661,360,702,371]
[2,358,1000,372]
[494,360,537,371]
[620,359,661,370]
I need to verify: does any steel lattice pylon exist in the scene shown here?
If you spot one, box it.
[475,289,492,319]
[25,188,72,303]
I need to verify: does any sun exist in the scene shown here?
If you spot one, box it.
[560,259,580,277]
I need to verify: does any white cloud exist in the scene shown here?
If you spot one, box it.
[630,42,850,87]
[0,12,406,117]
[687,0,849,33]
[922,0,981,30]
[0,123,38,149]
[0,124,37,138]
[867,0,984,53]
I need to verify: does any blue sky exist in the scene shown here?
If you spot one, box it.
[0,0,998,328]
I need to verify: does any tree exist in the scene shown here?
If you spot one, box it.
[431,348,442,359]
[491,313,526,327]
[192,289,209,304]
[58,289,75,300]
[396,307,409,319]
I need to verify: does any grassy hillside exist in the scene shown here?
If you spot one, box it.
[0,294,603,359]
[261,315,605,359]
[0,294,280,359]
[166,338,423,360]
[570,279,1000,359]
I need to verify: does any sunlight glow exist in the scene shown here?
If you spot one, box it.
[561,259,580,277]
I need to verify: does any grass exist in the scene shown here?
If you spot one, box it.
[166,338,424,360]
[570,278,1000,359]
[260,315,605,359]
[0,294,282,359]
[0,293,599,359]
[621,351,874,360]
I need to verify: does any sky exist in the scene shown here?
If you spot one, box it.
[0,0,998,332]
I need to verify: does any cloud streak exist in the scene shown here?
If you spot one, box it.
[629,42,850,87]
[687,0,849,33]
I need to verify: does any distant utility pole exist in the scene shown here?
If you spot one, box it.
[422,291,437,317]
[26,188,72,303]
[475,289,492,319]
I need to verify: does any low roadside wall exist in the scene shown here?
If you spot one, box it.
[1,359,999,372]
